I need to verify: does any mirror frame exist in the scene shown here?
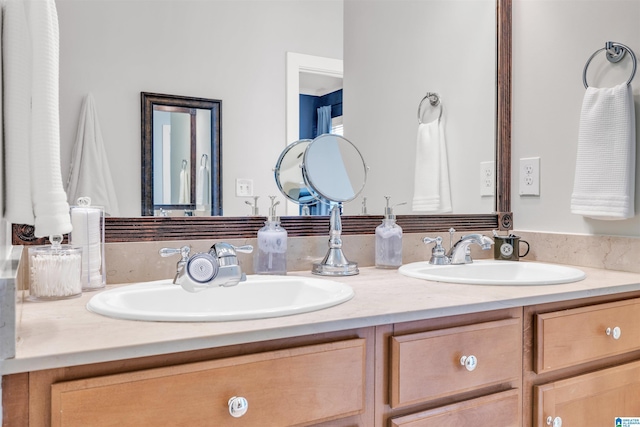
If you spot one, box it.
[12,0,511,245]
[140,92,222,216]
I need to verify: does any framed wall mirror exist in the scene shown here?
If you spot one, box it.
[12,0,512,245]
[141,93,222,217]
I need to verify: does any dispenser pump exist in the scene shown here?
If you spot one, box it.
[245,196,260,216]
[267,196,280,222]
[383,196,406,220]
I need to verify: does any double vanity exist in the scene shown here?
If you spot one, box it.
[2,258,640,426]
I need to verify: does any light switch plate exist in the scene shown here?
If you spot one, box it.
[519,157,540,196]
[235,179,254,197]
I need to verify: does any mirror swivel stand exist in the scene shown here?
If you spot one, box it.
[312,205,359,276]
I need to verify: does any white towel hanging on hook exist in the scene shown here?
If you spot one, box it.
[412,93,452,213]
[66,93,120,216]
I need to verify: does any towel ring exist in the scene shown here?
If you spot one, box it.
[417,92,443,124]
[583,41,637,89]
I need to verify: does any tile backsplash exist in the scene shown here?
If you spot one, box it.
[102,230,639,285]
[15,230,639,287]
[513,231,640,274]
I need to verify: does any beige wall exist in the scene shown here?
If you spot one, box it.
[512,0,640,237]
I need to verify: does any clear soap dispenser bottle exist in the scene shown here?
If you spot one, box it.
[375,196,406,269]
[254,196,288,275]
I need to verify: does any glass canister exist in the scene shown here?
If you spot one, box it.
[70,197,106,291]
[28,235,82,301]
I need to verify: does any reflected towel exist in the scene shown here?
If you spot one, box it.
[412,118,452,213]
[571,83,636,219]
[66,93,120,216]
[179,168,190,204]
[196,163,210,207]
[4,0,72,237]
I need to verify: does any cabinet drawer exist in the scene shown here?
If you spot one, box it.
[51,339,366,427]
[390,389,520,427]
[535,298,640,373]
[390,318,521,408]
[534,359,640,426]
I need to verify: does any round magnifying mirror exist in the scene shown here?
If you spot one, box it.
[302,134,367,203]
[273,139,316,205]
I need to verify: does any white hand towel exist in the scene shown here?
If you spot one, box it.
[4,0,72,237]
[412,118,452,213]
[571,83,636,220]
[4,0,35,226]
[66,93,120,216]
[179,168,190,204]
[196,163,210,207]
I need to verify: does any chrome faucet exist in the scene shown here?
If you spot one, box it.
[159,242,253,292]
[447,234,493,265]
[423,233,493,265]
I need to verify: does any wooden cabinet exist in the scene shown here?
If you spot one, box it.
[390,318,521,408]
[378,308,522,427]
[51,339,365,427]
[3,328,375,427]
[6,292,640,427]
[390,389,520,427]
[534,360,640,426]
[523,292,640,427]
[535,298,640,374]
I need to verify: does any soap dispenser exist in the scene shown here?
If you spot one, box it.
[254,196,288,275]
[375,196,406,269]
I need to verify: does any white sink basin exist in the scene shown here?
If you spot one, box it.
[398,260,586,285]
[87,275,354,322]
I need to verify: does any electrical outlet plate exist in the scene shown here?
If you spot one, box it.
[519,157,540,196]
[480,161,495,197]
[235,178,253,197]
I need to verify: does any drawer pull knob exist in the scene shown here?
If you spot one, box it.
[459,355,478,371]
[605,326,622,340]
[606,326,622,340]
[546,416,562,427]
[228,396,249,418]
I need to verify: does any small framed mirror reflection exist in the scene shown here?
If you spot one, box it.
[141,92,222,216]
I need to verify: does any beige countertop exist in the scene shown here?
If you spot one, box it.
[2,263,640,376]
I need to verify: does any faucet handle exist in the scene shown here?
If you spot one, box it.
[159,246,192,284]
[159,245,191,261]
[423,237,450,265]
[210,243,253,257]
[423,236,442,246]
[233,245,254,254]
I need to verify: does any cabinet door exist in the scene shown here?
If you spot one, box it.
[390,389,520,427]
[390,318,521,408]
[535,297,640,374]
[51,339,365,427]
[534,359,640,426]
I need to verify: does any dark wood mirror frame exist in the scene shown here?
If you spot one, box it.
[140,92,222,216]
[12,0,511,245]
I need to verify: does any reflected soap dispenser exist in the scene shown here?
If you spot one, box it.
[375,196,406,269]
[254,196,288,275]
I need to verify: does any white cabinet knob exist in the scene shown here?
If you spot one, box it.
[546,416,562,427]
[228,396,249,418]
[606,326,621,340]
[460,355,478,371]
